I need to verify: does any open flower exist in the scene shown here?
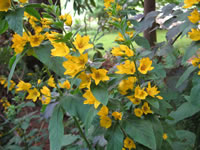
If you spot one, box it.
[183,0,200,8]
[188,28,200,41]
[0,0,11,11]
[98,105,109,117]
[59,80,71,89]
[134,108,143,117]
[134,85,148,100]
[188,9,200,24]
[112,112,122,120]
[29,34,45,47]
[91,68,109,85]
[16,80,32,92]
[51,42,70,57]
[78,72,91,89]
[142,102,153,115]
[123,137,136,150]
[138,57,154,74]
[47,76,56,88]
[40,86,51,105]
[100,116,112,128]
[59,13,72,26]
[111,45,134,57]
[116,60,136,75]
[83,90,100,109]
[26,88,40,102]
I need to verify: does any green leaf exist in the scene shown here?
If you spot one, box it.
[147,98,159,109]
[135,35,151,49]
[49,104,64,150]
[107,124,123,150]
[168,102,200,124]
[176,66,196,88]
[34,43,66,77]
[123,116,156,149]
[25,7,41,20]
[5,8,24,36]
[61,134,79,147]
[0,19,8,34]
[60,94,97,127]
[8,55,16,69]
[91,83,109,106]
[190,84,200,106]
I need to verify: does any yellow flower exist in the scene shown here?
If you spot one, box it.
[134,85,148,100]
[73,34,93,54]
[118,77,137,95]
[34,26,43,34]
[138,57,154,74]
[91,68,109,85]
[104,0,114,9]
[127,95,141,105]
[59,13,72,26]
[47,76,56,88]
[45,31,60,44]
[29,34,45,47]
[188,28,200,41]
[163,133,168,140]
[12,33,27,54]
[0,76,6,85]
[115,31,134,42]
[134,108,143,118]
[51,42,70,57]
[191,56,200,66]
[59,80,70,89]
[0,0,11,11]
[40,86,51,105]
[116,60,136,75]
[111,45,134,57]
[188,9,200,24]
[26,88,40,102]
[78,72,91,89]
[37,79,42,84]
[83,90,100,109]
[41,18,53,29]
[100,116,112,128]
[16,80,32,92]
[146,82,160,98]
[124,137,136,150]
[4,80,16,91]
[156,95,163,100]
[112,112,122,120]
[142,102,153,115]
[98,105,109,117]
[19,0,28,3]
[183,0,200,8]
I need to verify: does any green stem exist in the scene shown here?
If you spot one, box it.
[23,23,30,36]
[73,116,92,149]
[11,0,16,10]
[118,122,128,137]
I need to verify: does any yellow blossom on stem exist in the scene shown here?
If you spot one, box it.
[37,79,42,84]
[188,9,200,24]
[63,61,82,77]
[116,60,136,75]
[142,102,153,115]
[47,76,56,88]
[59,80,71,89]
[73,34,93,54]
[112,112,122,120]
[118,77,137,95]
[16,80,32,92]
[98,105,109,117]
[91,68,109,85]
[51,42,70,57]
[100,116,112,128]
[134,108,143,118]
[188,28,200,41]
[12,33,27,54]
[34,26,43,35]
[124,137,136,150]
[4,80,16,91]
[26,88,40,102]
[78,72,91,89]
[138,57,154,74]
[163,133,168,140]
[0,0,11,11]
[104,0,114,9]
[146,82,160,98]
[115,31,134,42]
[41,18,53,29]
[40,86,51,105]
[59,13,72,26]
[111,45,134,57]
[0,76,6,85]
[29,34,45,47]
[127,95,141,105]
[183,0,200,8]
[134,85,148,100]
[19,0,28,3]
[83,90,100,109]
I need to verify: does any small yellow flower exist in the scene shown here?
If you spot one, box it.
[78,72,91,89]
[83,90,100,109]
[4,80,16,91]
[188,28,200,41]
[19,0,28,3]
[0,76,6,85]
[91,68,109,85]
[116,60,136,75]
[47,76,56,88]
[16,80,32,92]
[134,85,148,100]
[146,82,160,98]
[127,95,141,105]
[29,34,45,47]
[124,137,136,150]
[40,86,51,105]
[118,77,137,95]
[142,102,153,115]
[34,26,43,34]
[26,88,40,102]
[112,112,122,120]
[73,34,93,54]
[104,0,114,9]
[115,31,134,42]
[188,9,200,24]
[0,0,11,11]
[59,80,70,89]
[183,0,200,8]
[138,57,154,74]
[98,105,109,117]
[100,116,112,128]
[59,13,72,26]
[111,45,134,57]
[12,33,27,54]
[51,42,70,57]
[163,133,168,140]
[134,108,143,118]
[37,79,42,84]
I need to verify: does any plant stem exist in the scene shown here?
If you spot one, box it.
[73,116,92,149]
[11,0,16,10]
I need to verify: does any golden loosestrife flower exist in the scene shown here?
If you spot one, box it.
[100,116,112,128]
[73,34,93,54]
[115,31,134,42]
[188,9,200,24]
[127,95,141,105]
[59,80,71,89]
[29,34,45,47]
[188,28,200,41]
[142,102,153,115]
[138,57,154,74]
[12,33,27,54]
[98,105,109,117]
[51,42,70,57]
[118,77,137,95]
[19,0,28,3]
[163,133,168,140]
[41,18,53,29]
[183,0,200,8]
[47,76,56,88]
[4,80,16,91]
[40,86,51,105]
[16,80,32,92]
[0,76,6,85]
[124,137,136,150]
[111,45,134,57]
[26,88,40,102]
[146,82,160,98]
[78,72,91,89]
[116,60,136,75]
[0,0,11,11]
[134,108,143,118]
[59,14,72,26]
[104,0,114,9]
[134,85,148,100]
[91,68,109,85]
[112,112,122,120]
[83,90,100,109]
